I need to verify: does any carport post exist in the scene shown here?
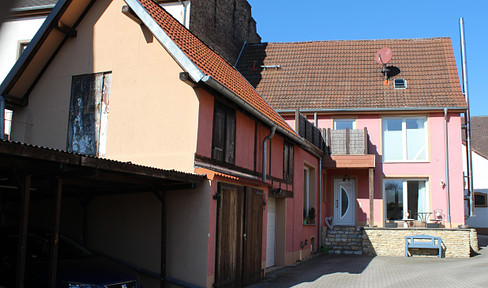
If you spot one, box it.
[16,174,31,288]
[160,190,167,288]
[48,177,63,288]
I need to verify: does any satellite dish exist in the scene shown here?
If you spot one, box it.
[375,47,393,84]
[375,47,392,65]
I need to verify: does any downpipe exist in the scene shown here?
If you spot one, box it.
[444,108,451,226]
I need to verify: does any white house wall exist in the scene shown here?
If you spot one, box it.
[0,16,47,81]
[463,144,488,228]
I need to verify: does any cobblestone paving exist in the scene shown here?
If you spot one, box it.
[247,235,488,288]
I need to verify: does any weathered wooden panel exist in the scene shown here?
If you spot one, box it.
[212,102,226,162]
[225,108,236,164]
[215,184,244,288]
[67,74,103,156]
[242,188,263,286]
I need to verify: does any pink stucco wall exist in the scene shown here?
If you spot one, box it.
[196,89,321,279]
[315,112,465,227]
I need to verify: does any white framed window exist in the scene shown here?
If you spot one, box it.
[382,116,427,162]
[333,119,355,130]
[384,179,428,221]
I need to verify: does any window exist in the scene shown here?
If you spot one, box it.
[334,119,355,130]
[283,142,294,183]
[383,117,427,162]
[67,72,112,156]
[474,192,487,207]
[212,100,235,164]
[3,109,13,140]
[394,79,407,89]
[303,166,315,224]
[384,179,428,221]
[17,41,29,59]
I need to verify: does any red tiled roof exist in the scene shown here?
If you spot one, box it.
[463,116,488,159]
[137,0,296,135]
[236,39,467,111]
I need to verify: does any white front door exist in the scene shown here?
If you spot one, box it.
[266,197,276,267]
[333,179,356,226]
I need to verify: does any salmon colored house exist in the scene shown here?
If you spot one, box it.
[237,39,468,237]
[0,0,323,287]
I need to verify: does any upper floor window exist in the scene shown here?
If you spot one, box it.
[283,141,294,183]
[303,165,316,225]
[212,100,235,164]
[334,119,355,130]
[383,117,427,162]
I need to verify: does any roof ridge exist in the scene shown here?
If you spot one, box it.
[258,37,452,45]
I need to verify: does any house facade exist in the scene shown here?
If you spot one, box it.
[0,0,320,287]
[237,39,468,230]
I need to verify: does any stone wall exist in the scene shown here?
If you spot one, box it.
[363,228,478,258]
[190,0,261,65]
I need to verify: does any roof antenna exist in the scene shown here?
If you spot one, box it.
[375,47,392,85]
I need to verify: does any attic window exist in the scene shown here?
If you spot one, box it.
[394,79,407,89]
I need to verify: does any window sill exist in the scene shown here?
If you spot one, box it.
[383,160,430,164]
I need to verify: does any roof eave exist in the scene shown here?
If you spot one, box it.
[201,75,323,158]
[277,106,468,114]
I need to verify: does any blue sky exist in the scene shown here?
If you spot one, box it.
[247,0,487,116]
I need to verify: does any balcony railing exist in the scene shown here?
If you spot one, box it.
[321,128,369,155]
[295,111,369,156]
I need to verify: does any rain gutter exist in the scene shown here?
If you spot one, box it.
[277,107,468,114]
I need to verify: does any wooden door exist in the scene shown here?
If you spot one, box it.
[242,188,263,286]
[214,185,263,288]
[215,184,244,288]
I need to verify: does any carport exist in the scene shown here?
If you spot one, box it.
[0,140,205,288]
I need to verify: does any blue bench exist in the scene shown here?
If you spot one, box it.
[405,235,442,258]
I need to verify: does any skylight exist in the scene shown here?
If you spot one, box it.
[394,79,407,89]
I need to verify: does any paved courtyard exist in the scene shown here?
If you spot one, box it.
[247,235,488,288]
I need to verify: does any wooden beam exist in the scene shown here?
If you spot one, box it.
[369,168,374,227]
[16,174,31,288]
[48,178,62,288]
[122,5,142,25]
[179,72,197,87]
[54,21,77,37]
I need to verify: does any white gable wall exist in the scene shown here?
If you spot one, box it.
[463,144,488,227]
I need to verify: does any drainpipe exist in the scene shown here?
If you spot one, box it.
[460,17,475,218]
[318,158,322,250]
[177,0,189,28]
[0,96,4,141]
[444,108,451,226]
[262,126,276,182]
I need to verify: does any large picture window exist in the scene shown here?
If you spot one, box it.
[385,179,428,221]
[383,117,427,162]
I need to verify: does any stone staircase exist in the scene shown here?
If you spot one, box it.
[324,225,363,255]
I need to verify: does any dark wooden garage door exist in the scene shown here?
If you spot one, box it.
[215,184,263,288]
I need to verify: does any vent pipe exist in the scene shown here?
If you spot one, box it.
[460,17,475,217]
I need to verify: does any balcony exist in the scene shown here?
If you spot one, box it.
[321,128,375,169]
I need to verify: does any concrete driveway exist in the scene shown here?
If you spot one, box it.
[247,235,488,288]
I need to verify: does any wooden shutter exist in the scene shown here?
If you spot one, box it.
[212,101,226,162]
[67,74,103,156]
[225,108,236,164]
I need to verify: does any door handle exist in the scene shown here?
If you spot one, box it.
[243,234,247,240]
[335,200,338,208]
